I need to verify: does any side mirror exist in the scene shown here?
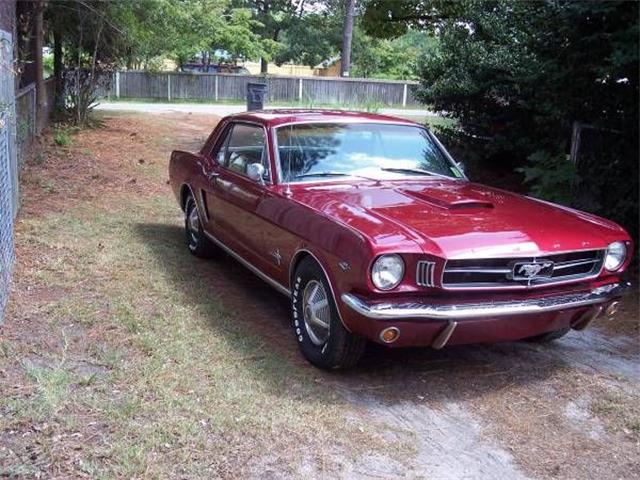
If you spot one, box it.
[455,161,466,174]
[247,163,266,183]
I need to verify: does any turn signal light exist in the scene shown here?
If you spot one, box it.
[605,301,619,318]
[380,327,400,344]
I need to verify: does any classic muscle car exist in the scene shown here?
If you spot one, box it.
[169,110,632,369]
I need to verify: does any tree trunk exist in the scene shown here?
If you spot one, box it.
[260,57,268,74]
[53,21,63,111]
[33,0,46,132]
[340,0,356,77]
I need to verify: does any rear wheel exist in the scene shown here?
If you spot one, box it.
[184,194,216,258]
[525,327,570,343]
[292,258,366,369]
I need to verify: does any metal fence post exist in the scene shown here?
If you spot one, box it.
[402,84,408,107]
[31,87,36,134]
[167,74,171,101]
[115,71,120,98]
[215,75,219,101]
[298,78,303,101]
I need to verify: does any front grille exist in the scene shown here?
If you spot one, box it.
[416,261,436,287]
[441,250,605,289]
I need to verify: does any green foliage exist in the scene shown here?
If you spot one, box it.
[43,53,54,78]
[275,11,342,68]
[274,4,438,80]
[352,30,439,80]
[365,0,639,239]
[517,152,577,206]
[53,129,72,147]
[121,0,262,67]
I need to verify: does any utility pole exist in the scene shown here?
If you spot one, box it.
[340,0,356,77]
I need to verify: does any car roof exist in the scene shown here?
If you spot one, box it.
[225,109,419,128]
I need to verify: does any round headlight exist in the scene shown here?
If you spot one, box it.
[604,241,626,271]
[371,254,405,290]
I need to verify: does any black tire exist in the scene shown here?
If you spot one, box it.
[184,194,216,258]
[525,327,571,343]
[292,257,366,369]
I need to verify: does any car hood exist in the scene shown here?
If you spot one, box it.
[290,179,628,258]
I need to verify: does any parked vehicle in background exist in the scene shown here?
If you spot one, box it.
[169,110,633,370]
[180,63,250,75]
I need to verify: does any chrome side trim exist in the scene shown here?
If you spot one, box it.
[203,230,291,296]
[340,282,630,321]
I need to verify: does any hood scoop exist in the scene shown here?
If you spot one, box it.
[400,186,494,210]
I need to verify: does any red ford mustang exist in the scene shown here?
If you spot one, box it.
[169,110,632,369]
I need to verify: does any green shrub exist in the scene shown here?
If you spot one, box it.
[53,129,72,146]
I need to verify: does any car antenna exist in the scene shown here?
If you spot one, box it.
[284,123,293,197]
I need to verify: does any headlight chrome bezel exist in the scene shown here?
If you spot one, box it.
[371,254,405,290]
[604,241,627,272]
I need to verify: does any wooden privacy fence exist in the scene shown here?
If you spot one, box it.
[111,71,422,107]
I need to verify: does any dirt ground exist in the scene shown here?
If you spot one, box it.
[0,112,638,479]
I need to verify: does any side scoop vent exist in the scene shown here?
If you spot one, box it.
[448,200,494,210]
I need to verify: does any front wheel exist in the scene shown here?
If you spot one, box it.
[184,194,216,258]
[292,258,366,369]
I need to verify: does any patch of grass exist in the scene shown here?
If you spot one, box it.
[53,128,73,146]
[3,114,412,478]
[33,151,46,165]
[22,362,73,417]
[6,196,394,477]
[592,392,640,442]
[39,178,56,193]
[0,340,10,358]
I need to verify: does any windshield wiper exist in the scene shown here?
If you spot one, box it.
[293,171,380,183]
[380,167,449,178]
[294,171,351,179]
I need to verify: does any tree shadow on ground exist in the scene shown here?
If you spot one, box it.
[136,222,580,406]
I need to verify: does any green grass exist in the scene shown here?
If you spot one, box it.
[1,175,401,477]
[22,362,74,418]
[53,128,73,146]
[591,392,640,442]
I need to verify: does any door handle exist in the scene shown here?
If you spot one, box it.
[207,171,220,183]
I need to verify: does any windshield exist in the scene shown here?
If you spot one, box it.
[276,123,464,183]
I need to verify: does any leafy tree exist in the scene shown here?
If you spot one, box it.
[45,0,141,125]
[234,0,304,73]
[351,29,438,80]
[275,11,342,68]
[121,0,256,69]
[364,0,639,242]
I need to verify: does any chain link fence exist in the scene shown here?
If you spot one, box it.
[0,28,17,324]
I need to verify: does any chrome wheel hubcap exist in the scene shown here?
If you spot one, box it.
[187,203,200,244]
[302,280,330,346]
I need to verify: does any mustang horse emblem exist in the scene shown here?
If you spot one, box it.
[518,263,545,278]
[513,260,554,280]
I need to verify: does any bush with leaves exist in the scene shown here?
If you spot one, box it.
[364,0,638,245]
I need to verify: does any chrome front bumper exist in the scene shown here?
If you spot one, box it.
[341,282,631,321]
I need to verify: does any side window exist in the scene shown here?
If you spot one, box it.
[214,125,233,165]
[224,124,270,181]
